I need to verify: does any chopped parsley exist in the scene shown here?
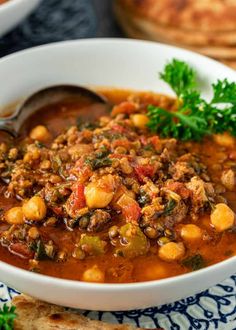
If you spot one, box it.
[77,119,99,131]
[0,304,17,330]
[85,147,112,170]
[163,199,177,215]
[147,59,236,141]
[182,254,205,271]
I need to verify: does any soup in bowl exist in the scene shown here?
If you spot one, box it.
[0,39,235,310]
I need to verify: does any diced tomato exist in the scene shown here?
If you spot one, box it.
[52,206,64,215]
[135,164,156,182]
[229,150,236,160]
[149,136,161,151]
[71,158,92,183]
[166,182,190,200]
[111,124,127,134]
[112,139,131,149]
[140,136,148,145]
[70,183,86,210]
[74,158,84,171]
[9,243,34,259]
[111,101,137,116]
[117,194,141,223]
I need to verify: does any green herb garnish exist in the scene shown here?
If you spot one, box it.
[35,141,45,148]
[30,240,47,260]
[0,304,17,330]
[138,190,151,206]
[182,254,205,271]
[85,147,112,170]
[95,146,110,159]
[163,199,177,215]
[85,157,112,170]
[147,59,236,141]
[77,119,99,131]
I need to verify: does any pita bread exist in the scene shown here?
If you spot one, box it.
[12,295,161,330]
[115,2,236,62]
[116,0,236,32]
[114,1,236,47]
[189,45,236,59]
[220,58,236,69]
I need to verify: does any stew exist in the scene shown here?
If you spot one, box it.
[0,89,235,283]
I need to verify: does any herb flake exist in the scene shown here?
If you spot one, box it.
[182,254,205,271]
[163,199,177,215]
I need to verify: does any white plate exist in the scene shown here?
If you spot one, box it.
[0,0,41,37]
[0,39,235,311]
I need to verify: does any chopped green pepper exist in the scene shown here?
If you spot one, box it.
[79,234,106,256]
[115,223,149,258]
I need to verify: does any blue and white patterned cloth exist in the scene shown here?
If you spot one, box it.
[0,0,235,329]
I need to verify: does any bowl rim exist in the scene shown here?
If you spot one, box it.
[1,37,235,75]
[0,38,236,290]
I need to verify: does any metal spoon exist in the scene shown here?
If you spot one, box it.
[0,85,108,137]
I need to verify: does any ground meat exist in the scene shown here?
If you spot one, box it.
[164,200,188,228]
[221,169,235,191]
[169,161,196,181]
[165,181,190,200]
[87,210,111,232]
[186,176,215,212]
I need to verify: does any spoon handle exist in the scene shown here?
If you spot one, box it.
[0,117,18,137]
[0,85,108,137]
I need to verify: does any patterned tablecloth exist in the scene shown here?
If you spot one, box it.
[0,1,235,329]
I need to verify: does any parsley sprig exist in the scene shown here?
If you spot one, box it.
[147,59,236,141]
[0,304,16,330]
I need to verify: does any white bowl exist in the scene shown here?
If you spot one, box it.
[0,39,235,311]
[0,0,41,37]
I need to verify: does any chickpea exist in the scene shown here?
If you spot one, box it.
[180,224,202,242]
[49,174,62,184]
[214,133,235,148]
[23,149,41,163]
[40,160,51,170]
[8,148,18,160]
[28,226,39,239]
[84,175,115,209]
[30,125,51,142]
[221,169,235,191]
[120,157,133,174]
[0,143,7,153]
[210,203,235,232]
[5,207,24,225]
[82,265,105,283]
[158,242,185,262]
[144,264,168,280]
[22,196,47,221]
[85,183,114,208]
[114,146,127,154]
[131,114,149,129]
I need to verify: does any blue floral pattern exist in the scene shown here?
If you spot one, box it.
[1,275,236,329]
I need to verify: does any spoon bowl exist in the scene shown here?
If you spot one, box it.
[0,85,108,136]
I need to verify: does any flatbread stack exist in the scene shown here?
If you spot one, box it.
[12,294,162,330]
[114,0,236,69]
